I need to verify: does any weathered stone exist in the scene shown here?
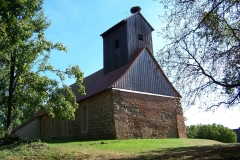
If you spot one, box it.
[40,89,187,140]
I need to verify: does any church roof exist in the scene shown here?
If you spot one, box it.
[71,46,181,102]
[71,46,147,102]
[100,12,154,37]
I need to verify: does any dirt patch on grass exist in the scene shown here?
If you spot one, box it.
[114,144,240,160]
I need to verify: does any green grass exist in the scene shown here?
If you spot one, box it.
[0,138,239,159]
[47,138,224,158]
[49,139,190,153]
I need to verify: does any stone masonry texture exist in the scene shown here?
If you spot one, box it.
[41,90,116,140]
[40,89,187,140]
[112,90,187,139]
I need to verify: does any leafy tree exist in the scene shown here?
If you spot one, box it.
[156,0,240,110]
[0,125,4,138]
[0,0,85,133]
[186,124,237,143]
[186,125,197,138]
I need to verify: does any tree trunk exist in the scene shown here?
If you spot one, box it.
[6,54,16,132]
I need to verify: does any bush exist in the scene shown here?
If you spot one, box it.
[0,134,42,150]
[0,127,5,138]
[0,134,21,146]
[186,123,237,143]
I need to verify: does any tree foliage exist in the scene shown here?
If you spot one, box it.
[0,0,85,133]
[156,0,240,110]
[187,123,237,143]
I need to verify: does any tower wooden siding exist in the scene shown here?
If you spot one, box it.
[126,13,153,61]
[103,24,128,74]
[113,49,178,97]
[102,13,153,75]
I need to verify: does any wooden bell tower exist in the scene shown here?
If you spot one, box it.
[101,7,154,75]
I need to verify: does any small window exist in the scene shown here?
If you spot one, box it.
[62,120,68,135]
[81,106,88,133]
[138,34,143,41]
[51,118,55,137]
[115,40,119,49]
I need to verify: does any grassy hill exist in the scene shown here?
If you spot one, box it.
[0,138,240,159]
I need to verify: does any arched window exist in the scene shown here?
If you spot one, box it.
[81,106,88,133]
[62,120,68,135]
[51,118,55,137]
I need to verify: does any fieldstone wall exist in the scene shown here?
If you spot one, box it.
[112,90,187,139]
[40,114,63,140]
[40,89,116,140]
[40,89,186,140]
[40,115,51,140]
[68,89,116,140]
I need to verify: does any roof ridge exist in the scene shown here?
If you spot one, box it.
[123,12,139,21]
[100,12,154,36]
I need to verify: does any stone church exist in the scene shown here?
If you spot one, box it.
[13,9,187,140]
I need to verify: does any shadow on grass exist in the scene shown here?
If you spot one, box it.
[45,138,121,146]
[115,144,240,160]
[45,139,83,144]
[45,138,106,144]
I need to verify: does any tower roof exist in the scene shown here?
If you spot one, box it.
[100,12,154,37]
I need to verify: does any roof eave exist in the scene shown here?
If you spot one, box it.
[100,20,126,37]
[12,110,46,133]
[138,12,154,31]
[144,48,182,98]
[100,12,154,37]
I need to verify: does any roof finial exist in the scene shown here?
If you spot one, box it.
[130,6,141,14]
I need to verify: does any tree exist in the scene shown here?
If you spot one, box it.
[0,0,85,133]
[156,0,240,110]
[186,124,237,143]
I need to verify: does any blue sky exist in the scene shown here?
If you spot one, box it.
[43,0,239,129]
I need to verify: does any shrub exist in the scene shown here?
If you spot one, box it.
[0,134,42,150]
[0,134,21,146]
[0,127,5,138]
[186,123,237,143]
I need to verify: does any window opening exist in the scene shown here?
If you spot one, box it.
[51,118,55,137]
[42,119,46,137]
[62,120,68,135]
[81,106,88,133]
[138,34,143,41]
[115,40,119,49]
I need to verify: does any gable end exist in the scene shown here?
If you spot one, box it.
[112,48,181,97]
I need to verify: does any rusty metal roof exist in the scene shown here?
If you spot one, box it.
[71,46,147,102]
